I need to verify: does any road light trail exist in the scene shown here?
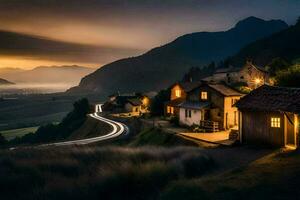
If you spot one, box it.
[41,104,128,147]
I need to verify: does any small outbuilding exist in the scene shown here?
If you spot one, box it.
[235,85,300,148]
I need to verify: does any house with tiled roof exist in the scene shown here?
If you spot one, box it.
[103,93,150,115]
[165,80,243,131]
[235,85,300,148]
[165,81,201,116]
[204,61,269,89]
[178,82,243,130]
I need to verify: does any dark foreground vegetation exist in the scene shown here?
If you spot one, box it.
[161,149,300,200]
[0,146,214,200]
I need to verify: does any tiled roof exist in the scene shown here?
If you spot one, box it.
[177,81,202,92]
[215,67,239,74]
[126,98,142,106]
[235,85,300,113]
[208,84,243,96]
[165,98,185,107]
[178,101,210,110]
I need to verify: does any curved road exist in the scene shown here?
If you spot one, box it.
[41,104,129,147]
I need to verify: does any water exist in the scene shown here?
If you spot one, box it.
[0,83,73,95]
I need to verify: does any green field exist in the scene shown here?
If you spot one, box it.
[1,126,39,140]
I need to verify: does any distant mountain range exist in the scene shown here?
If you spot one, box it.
[0,78,14,85]
[0,65,95,85]
[68,17,288,95]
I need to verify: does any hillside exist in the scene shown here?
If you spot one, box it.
[0,78,14,85]
[0,65,95,85]
[68,17,288,95]
[231,19,300,67]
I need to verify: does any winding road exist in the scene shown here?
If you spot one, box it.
[41,104,129,147]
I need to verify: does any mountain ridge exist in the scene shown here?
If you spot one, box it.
[68,17,288,95]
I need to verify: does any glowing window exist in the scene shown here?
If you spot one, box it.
[167,106,174,114]
[170,107,174,114]
[175,90,181,97]
[271,117,280,128]
[201,92,208,100]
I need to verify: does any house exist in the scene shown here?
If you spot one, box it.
[103,93,150,115]
[205,61,269,89]
[235,85,300,148]
[165,81,201,116]
[178,82,243,130]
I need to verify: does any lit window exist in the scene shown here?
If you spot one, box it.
[271,117,280,128]
[175,89,181,97]
[201,92,208,100]
[167,106,174,114]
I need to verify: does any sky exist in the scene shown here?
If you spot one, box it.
[0,0,299,70]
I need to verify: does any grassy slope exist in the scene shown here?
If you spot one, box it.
[161,149,300,200]
[0,126,38,140]
[0,146,214,200]
[129,128,199,147]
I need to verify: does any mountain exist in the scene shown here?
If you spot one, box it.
[0,78,14,85]
[230,19,300,67]
[68,17,288,95]
[0,65,95,85]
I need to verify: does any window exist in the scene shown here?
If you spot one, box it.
[271,117,280,128]
[175,89,181,97]
[201,92,208,100]
[167,106,174,114]
[185,109,192,118]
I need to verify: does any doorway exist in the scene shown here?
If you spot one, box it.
[285,113,297,148]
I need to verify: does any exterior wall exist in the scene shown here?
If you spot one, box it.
[187,85,226,129]
[241,110,285,146]
[223,96,241,129]
[125,103,141,113]
[170,84,186,100]
[179,108,202,126]
[211,63,269,89]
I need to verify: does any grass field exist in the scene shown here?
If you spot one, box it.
[1,126,39,140]
[0,146,214,200]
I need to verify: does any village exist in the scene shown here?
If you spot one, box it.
[101,60,300,149]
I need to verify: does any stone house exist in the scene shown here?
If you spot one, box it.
[205,61,269,89]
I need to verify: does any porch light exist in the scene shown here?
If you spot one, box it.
[255,78,261,84]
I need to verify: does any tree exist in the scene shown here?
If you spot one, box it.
[150,89,170,116]
[266,57,290,77]
[275,64,300,87]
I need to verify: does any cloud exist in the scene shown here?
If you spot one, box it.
[0,30,143,69]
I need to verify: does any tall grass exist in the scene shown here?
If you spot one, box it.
[0,146,214,200]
